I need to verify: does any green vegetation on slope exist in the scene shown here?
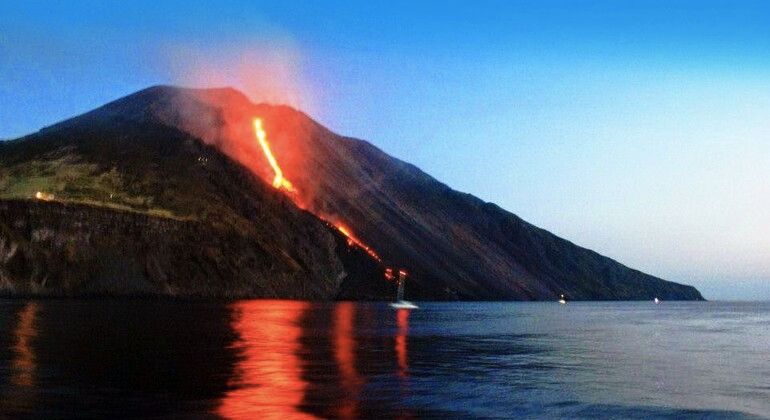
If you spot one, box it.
[0,154,180,219]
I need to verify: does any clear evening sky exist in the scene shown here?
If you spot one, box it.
[2,1,768,299]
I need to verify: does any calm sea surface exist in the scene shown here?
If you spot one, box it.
[1,300,768,419]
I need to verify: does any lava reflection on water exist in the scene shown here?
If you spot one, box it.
[217,301,315,419]
[12,302,39,388]
[395,308,410,379]
[216,301,414,419]
[333,302,363,419]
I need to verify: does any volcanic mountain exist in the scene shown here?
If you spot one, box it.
[0,86,703,300]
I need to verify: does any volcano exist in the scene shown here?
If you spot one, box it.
[0,86,703,300]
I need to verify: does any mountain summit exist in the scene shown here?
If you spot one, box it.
[0,86,703,300]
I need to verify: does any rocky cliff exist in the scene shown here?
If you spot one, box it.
[0,199,375,298]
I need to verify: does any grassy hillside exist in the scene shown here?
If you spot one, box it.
[0,154,181,219]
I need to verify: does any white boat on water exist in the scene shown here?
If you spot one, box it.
[389,269,418,309]
[558,294,567,304]
[654,297,660,304]
[391,300,419,309]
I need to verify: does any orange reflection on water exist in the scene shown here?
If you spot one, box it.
[12,302,39,387]
[217,301,316,420]
[395,309,410,378]
[334,302,362,419]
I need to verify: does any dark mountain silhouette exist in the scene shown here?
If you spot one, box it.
[0,86,703,300]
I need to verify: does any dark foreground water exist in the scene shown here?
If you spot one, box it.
[0,300,768,419]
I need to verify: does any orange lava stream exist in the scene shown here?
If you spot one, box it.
[253,117,384,263]
[253,118,294,191]
[335,223,382,262]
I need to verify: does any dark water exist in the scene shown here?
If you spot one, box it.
[1,300,768,419]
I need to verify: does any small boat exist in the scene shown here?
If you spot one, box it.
[654,297,660,304]
[391,300,419,309]
[389,269,418,309]
[558,294,567,304]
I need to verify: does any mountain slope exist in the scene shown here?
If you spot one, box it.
[0,86,703,300]
[250,102,703,300]
[0,94,382,298]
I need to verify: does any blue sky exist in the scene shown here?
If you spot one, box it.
[2,1,769,299]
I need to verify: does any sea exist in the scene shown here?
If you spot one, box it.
[1,300,768,419]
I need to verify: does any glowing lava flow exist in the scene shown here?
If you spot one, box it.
[253,117,384,263]
[253,118,294,191]
[335,223,381,262]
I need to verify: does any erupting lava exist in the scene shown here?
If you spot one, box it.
[253,117,383,264]
[253,118,294,191]
[335,223,381,262]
